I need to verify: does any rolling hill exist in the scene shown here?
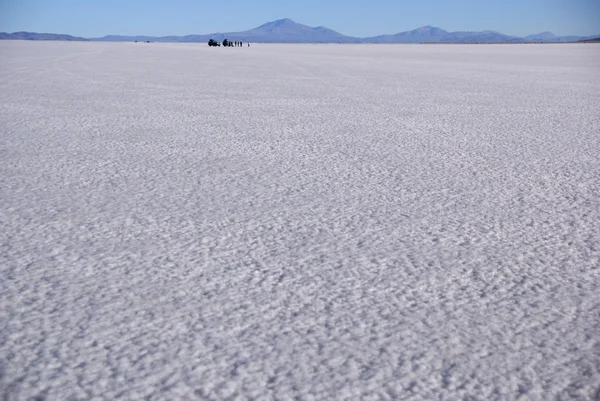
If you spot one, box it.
[0,31,88,41]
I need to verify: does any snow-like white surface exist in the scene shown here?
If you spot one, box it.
[1,41,599,400]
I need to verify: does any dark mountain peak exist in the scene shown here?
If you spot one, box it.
[272,18,297,26]
[258,18,299,29]
[410,26,448,36]
[414,25,443,32]
[525,31,558,40]
[241,18,357,42]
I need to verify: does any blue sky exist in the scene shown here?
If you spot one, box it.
[1,0,599,37]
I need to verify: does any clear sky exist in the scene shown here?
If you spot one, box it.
[1,0,599,38]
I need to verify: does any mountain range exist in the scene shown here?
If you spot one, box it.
[0,31,88,41]
[1,19,598,43]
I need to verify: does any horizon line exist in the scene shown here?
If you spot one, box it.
[2,18,598,39]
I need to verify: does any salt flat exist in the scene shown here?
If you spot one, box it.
[1,41,599,400]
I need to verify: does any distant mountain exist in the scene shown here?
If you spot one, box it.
[364,26,524,43]
[363,26,449,43]
[0,31,88,41]
[578,37,600,43]
[230,18,359,43]
[92,19,359,43]
[92,35,184,42]
[524,31,600,42]
[440,30,524,43]
[4,20,599,44]
[525,31,559,41]
[92,22,527,44]
[94,35,160,42]
[92,33,218,42]
[557,36,591,42]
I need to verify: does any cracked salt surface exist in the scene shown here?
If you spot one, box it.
[1,41,599,400]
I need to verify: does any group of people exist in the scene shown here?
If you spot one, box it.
[223,39,248,47]
[208,39,250,47]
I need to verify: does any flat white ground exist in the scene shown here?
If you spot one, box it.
[1,41,599,400]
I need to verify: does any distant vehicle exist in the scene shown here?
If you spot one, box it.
[208,39,220,47]
[223,39,234,47]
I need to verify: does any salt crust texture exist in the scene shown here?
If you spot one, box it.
[1,42,599,400]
